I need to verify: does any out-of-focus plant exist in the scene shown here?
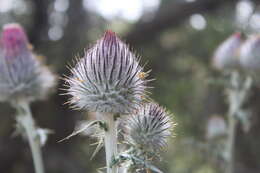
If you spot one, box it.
[0,23,56,173]
[240,35,260,73]
[210,31,260,173]
[62,31,175,173]
[212,32,243,71]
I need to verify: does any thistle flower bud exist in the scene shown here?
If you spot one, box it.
[240,35,260,71]
[124,103,173,152]
[65,31,148,114]
[206,115,226,140]
[212,32,243,70]
[0,23,55,103]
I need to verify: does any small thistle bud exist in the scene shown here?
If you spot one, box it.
[65,31,148,114]
[206,115,227,140]
[240,35,260,71]
[212,32,243,70]
[0,23,55,103]
[124,103,174,152]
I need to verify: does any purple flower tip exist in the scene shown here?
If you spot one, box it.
[1,23,28,56]
[103,30,117,44]
[233,32,241,38]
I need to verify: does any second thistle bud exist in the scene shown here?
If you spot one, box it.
[212,32,243,71]
[65,31,148,114]
[0,23,55,103]
[240,35,260,72]
[124,103,174,153]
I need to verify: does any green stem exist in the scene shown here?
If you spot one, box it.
[16,102,45,173]
[98,112,118,173]
[226,72,252,173]
[226,112,237,173]
[226,72,239,173]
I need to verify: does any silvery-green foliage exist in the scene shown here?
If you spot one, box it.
[65,31,148,114]
[240,35,260,71]
[0,23,55,103]
[212,32,243,70]
[124,103,173,153]
[14,117,52,146]
[113,150,164,173]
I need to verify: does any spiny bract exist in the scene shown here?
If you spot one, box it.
[212,32,243,70]
[124,103,173,152]
[0,23,55,103]
[65,31,148,114]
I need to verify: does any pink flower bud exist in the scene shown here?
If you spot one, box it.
[1,23,29,58]
[212,32,243,70]
[65,30,149,114]
[240,35,260,71]
[0,23,56,103]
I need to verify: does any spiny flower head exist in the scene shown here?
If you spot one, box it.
[65,30,149,114]
[240,34,260,71]
[212,32,243,70]
[0,23,56,103]
[124,103,174,153]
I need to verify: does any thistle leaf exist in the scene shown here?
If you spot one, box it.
[58,120,102,142]
[36,128,54,146]
[90,137,104,160]
[146,164,164,173]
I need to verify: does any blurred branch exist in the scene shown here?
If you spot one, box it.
[29,0,50,47]
[62,0,89,60]
[125,0,238,44]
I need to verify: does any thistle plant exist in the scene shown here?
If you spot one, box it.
[211,32,256,173]
[66,30,148,113]
[64,30,149,173]
[117,103,174,173]
[63,30,175,173]
[0,23,56,173]
[125,103,172,153]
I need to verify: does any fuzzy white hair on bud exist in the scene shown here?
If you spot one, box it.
[65,31,149,114]
[124,103,174,152]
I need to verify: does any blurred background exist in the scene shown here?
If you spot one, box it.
[1,0,260,173]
